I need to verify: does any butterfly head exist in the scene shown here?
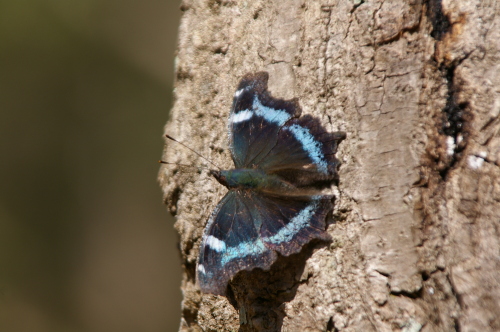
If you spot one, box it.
[209,170,229,188]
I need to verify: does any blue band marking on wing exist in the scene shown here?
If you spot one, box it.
[218,197,324,266]
[231,110,254,123]
[252,95,291,126]
[286,124,328,174]
[220,239,266,266]
[265,197,321,244]
[206,235,227,252]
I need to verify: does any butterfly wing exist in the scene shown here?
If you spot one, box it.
[196,190,332,295]
[249,193,333,257]
[229,72,345,186]
[228,72,301,168]
[197,190,277,295]
[259,115,346,186]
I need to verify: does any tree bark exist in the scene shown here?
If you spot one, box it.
[159,0,500,331]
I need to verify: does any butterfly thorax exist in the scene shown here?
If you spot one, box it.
[210,169,296,192]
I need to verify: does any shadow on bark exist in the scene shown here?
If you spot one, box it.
[227,241,328,332]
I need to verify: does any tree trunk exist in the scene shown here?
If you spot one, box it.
[159,0,500,331]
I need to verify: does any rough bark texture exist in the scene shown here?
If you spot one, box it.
[159,0,500,331]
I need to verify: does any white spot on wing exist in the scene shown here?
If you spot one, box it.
[234,88,244,98]
[206,235,226,252]
[197,264,206,275]
[231,110,253,123]
[231,95,293,126]
[286,124,328,174]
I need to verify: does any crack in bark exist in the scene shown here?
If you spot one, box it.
[426,0,452,41]
[436,54,472,179]
[425,0,475,179]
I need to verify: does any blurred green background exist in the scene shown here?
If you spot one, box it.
[0,1,182,331]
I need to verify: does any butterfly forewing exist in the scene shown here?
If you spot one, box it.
[228,72,345,186]
[228,72,301,168]
[259,115,346,186]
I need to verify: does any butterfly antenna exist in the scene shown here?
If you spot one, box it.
[158,160,212,173]
[164,134,221,170]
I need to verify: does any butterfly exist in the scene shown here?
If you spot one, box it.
[196,72,345,295]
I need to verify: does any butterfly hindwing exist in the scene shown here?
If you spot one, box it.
[197,190,277,295]
[197,190,333,295]
[252,192,333,255]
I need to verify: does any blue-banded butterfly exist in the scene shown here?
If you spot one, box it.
[191,72,345,295]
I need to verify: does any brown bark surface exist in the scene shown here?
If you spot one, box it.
[159,0,500,331]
